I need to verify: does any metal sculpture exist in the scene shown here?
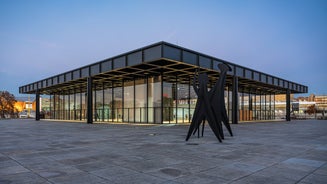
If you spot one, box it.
[186,63,233,142]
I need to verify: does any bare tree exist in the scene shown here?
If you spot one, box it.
[0,91,16,118]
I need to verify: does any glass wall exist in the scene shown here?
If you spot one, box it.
[163,81,176,123]
[148,76,161,123]
[189,84,197,123]
[236,89,275,122]
[48,75,276,124]
[104,86,113,122]
[113,86,123,122]
[177,83,190,123]
[94,87,104,122]
[123,81,134,122]
[69,93,74,120]
[135,79,147,123]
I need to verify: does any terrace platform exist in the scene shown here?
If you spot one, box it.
[0,119,326,184]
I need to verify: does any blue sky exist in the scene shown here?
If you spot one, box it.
[1,0,326,97]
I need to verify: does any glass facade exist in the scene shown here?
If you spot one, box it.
[48,75,277,123]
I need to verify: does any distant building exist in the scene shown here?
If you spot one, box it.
[15,97,50,118]
[273,94,327,119]
[15,96,35,111]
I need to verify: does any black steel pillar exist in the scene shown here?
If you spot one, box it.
[286,89,291,121]
[35,90,40,121]
[232,76,238,124]
[87,77,93,124]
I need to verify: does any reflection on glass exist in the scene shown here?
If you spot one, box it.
[163,82,176,123]
[135,79,147,123]
[104,86,112,122]
[124,81,134,122]
[114,87,122,122]
[94,89,103,121]
[177,83,189,123]
[148,76,161,123]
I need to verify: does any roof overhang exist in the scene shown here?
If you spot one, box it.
[19,42,308,95]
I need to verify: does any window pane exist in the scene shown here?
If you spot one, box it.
[163,82,176,123]
[104,86,113,121]
[148,76,161,123]
[135,79,147,123]
[114,86,123,122]
[177,83,189,123]
[123,81,134,122]
[94,88,103,121]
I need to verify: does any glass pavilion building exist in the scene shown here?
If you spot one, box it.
[19,42,307,124]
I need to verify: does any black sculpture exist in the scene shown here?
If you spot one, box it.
[186,63,233,142]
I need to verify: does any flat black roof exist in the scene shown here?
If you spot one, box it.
[19,41,308,95]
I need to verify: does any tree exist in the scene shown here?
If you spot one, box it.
[306,104,316,115]
[0,91,16,118]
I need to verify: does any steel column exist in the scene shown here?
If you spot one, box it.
[232,76,238,124]
[87,77,93,124]
[286,89,291,121]
[35,90,40,121]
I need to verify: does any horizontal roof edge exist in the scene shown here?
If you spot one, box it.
[19,41,308,94]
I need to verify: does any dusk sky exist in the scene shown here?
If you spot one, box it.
[1,0,326,97]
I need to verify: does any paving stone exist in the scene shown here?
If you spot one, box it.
[110,172,166,184]
[230,173,298,184]
[0,172,48,184]
[313,163,327,176]
[74,161,111,172]
[299,173,327,184]
[315,145,327,151]
[0,119,326,183]
[298,149,327,161]
[173,172,228,184]
[0,165,30,175]
[252,163,312,181]
[204,165,252,181]
[90,165,140,180]
[0,160,21,168]
[283,158,325,168]
[48,173,108,184]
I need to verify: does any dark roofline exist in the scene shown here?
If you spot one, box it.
[19,41,308,94]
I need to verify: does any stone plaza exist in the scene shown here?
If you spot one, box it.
[0,119,326,184]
